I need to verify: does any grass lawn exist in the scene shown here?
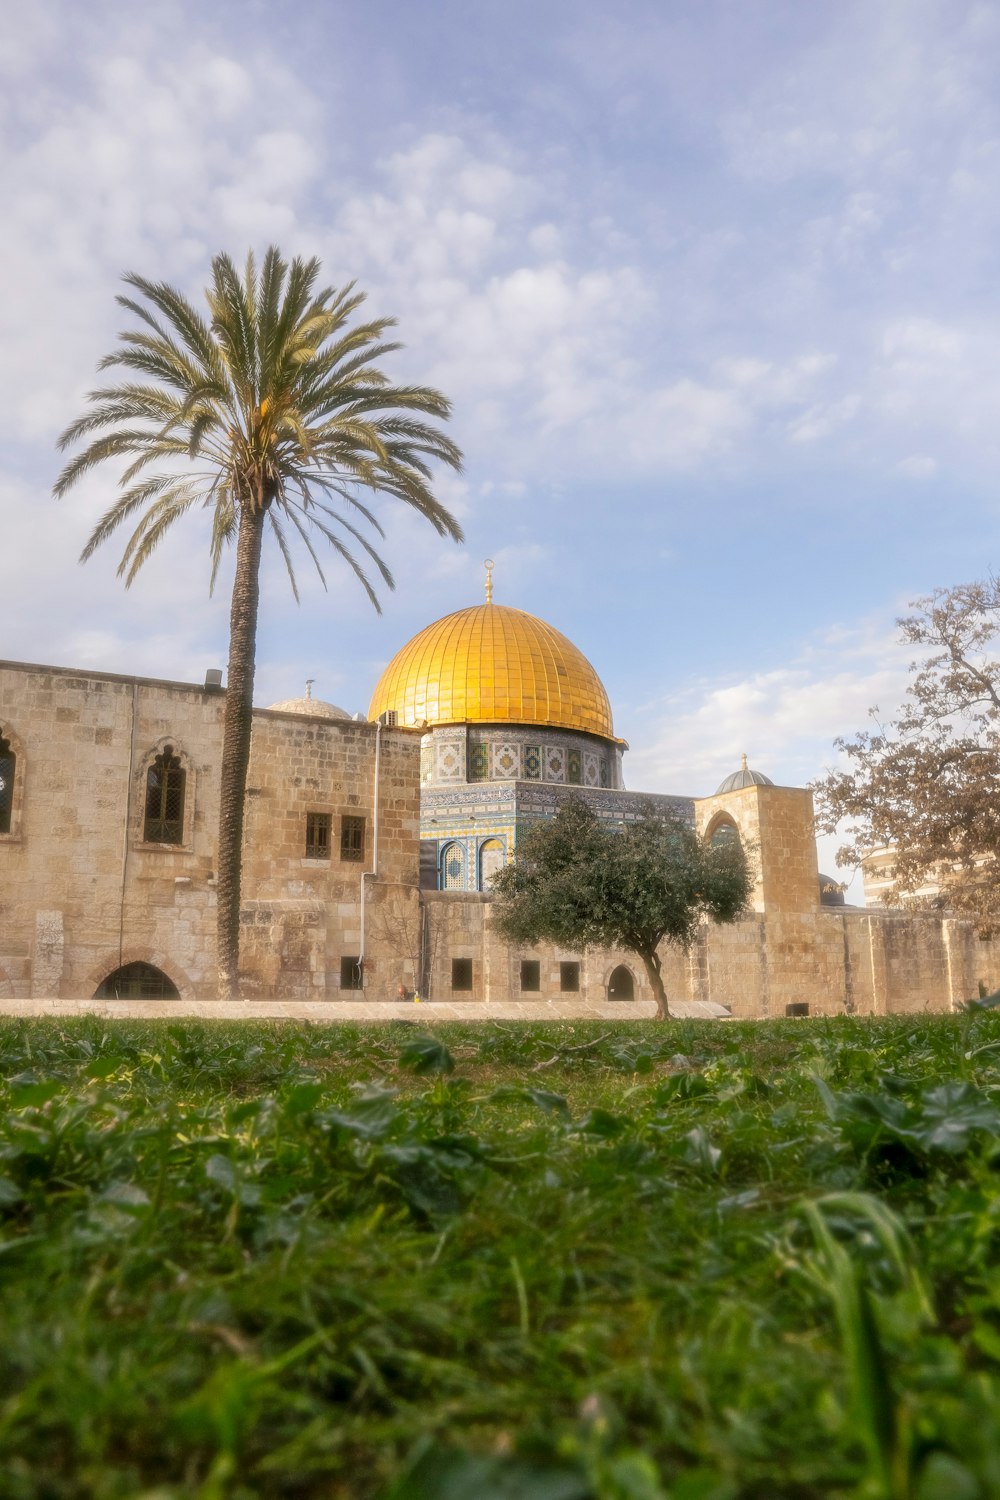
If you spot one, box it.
[2,1014,1000,1498]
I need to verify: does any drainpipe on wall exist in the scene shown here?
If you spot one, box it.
[358,717,383,990]
[119,681,139,971]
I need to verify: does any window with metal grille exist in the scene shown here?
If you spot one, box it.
[560,961,580,992]
[524,745,541,779]
[441,842,466,890]
[568,749,582,785]
[785,1002,810,1017]
[340,815,365,862]
[143,747,185,844]
[340,956,364,991]
[305,812,331,859]
[520,959,540,992]
[0,735,15,835]
[469,742,489,781]
[451,958,473,991]
[94,962,179,1000]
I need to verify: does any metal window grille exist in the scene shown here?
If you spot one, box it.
[441,843,466,890]
[560,961,580,993]
[340,815,365,862]
[524,745,541,780]
[568,749,582,785]
[340,956,364,991]
[144,747,185,844]
[0,737,14,835]
[520,959,540,992]
[451,958,473,991]
[305,812,331,859]
[469,743,489,781]
[94,962,179,1000]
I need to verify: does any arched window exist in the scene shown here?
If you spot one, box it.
[440,842,466,890]
[708,815,740,850]
[94,962,179,999]
[144,746,185,844]
[0,733,15,835]
[478,838,505,889]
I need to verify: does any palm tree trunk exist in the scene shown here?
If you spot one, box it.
[639,948,671,1020]
[217,502,266,999]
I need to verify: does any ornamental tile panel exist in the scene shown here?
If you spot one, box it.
[491,743,520,779]
[544,746,566,783]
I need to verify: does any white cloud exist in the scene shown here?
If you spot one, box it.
[622,609,919,900]
[896,453,938,479]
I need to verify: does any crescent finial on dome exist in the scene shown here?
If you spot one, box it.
[484,558,494,604]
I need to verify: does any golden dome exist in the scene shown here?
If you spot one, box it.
[369,601,615,738]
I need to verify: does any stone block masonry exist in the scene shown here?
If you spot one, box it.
[3,659,999,1015]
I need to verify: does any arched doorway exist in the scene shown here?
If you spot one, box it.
[607,965,635,1002]
[94,962,179,1000]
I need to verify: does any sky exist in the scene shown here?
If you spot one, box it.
[4,0,1000,897]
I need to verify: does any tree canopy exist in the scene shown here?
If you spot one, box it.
[815,579,1000,924]
[490,798,751,1018]
[55,247,463,996]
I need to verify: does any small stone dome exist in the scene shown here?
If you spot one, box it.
[819,874,847,907]
[267,682,351,721]
[715,753,775,795]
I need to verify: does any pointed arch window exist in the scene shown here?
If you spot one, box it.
[0,734,15,835]
[440,842,466,890]
[478,838,505,890]
[709,816,741,851]
[144,746,185,844]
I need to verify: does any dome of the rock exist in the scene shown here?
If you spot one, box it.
[369,600,615,740]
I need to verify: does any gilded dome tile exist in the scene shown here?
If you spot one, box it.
[369,603,615,739]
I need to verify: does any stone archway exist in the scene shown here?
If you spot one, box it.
[94,962,180,1000]
[607,964,635,1001]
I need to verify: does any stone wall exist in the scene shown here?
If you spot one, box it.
[0,661,422,1000]
[422,896,1000,1016]
[5,657,1000,1014]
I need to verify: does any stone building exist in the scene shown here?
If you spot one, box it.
[2,575,999,1013]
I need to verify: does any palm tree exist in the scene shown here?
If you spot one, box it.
[55,248,463,998]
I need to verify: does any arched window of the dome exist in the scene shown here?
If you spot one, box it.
[478,838,505,890]
[440,841,467,890]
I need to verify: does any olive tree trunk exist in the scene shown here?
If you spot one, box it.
[217,503,266,999]
[638,946,671,1020]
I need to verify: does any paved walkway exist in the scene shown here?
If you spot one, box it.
[0,997,720,1022]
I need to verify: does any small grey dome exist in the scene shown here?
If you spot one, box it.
[819,873,846,907]
[267,681,351,721]
[715,753,775,795]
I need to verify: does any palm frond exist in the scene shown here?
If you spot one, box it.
[57,247,464,599]
[267,508,302,603]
